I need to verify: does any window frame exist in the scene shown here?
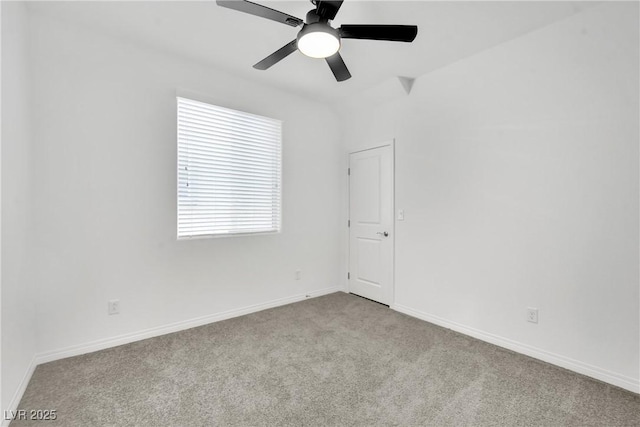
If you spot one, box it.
[176,96,283,240]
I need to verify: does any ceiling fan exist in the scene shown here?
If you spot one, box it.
[216,0,418,82]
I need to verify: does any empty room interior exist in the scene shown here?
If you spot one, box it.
[1,0,639,425]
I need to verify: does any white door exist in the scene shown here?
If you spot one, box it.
[349,145,393,305]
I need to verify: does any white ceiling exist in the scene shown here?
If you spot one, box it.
[28,1,594,103]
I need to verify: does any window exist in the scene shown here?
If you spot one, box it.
[177,97,282,238]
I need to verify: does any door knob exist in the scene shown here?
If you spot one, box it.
[377,231,389,237]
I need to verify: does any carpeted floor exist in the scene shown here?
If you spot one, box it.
[13,292,640,426]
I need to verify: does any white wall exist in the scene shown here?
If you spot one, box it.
[28,12,344,355]
[341,3,639,391]
[2,0,638,408]
[1,1,38,412]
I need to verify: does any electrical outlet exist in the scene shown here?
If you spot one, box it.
[527,307,538,323]
[295,270,302,280]
[108,299,120,315]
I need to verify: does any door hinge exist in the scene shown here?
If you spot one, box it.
[348,220,350,227]
[348,168,350,176]
[347,272,350,280]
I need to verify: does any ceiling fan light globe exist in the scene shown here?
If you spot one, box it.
[297,25,340,59]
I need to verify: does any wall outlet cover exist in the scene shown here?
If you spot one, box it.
[108,299,120,315]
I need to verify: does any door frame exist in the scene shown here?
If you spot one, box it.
[347,139,395,306]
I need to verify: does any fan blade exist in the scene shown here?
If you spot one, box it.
[216,1,303,27]
[339,25,418,42]
[325,53,351,82]
[316,1,344,21]
[253,40,298,70]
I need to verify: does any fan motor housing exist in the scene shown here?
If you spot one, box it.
[305,9,322,24]
[297,22,340,42]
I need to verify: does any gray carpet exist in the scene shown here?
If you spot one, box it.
[13,292,640,426]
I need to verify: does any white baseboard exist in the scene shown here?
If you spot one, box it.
[2,354,37,427]
[36,287,340,365]
[392,303,639,394]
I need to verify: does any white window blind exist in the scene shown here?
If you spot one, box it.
[177,97,282,238]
